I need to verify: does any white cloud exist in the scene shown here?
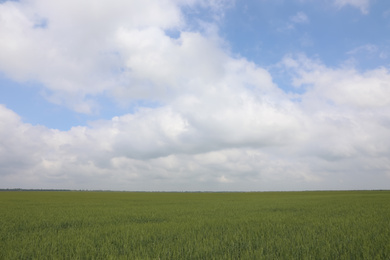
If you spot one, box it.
[283,54,390,108]
[347,44,389,62]
[280,11,309,32]
[0,0,229,113]
[333,0,370,14]
[2,48,390,190]
[290,12,309,24]
[0,103,312,190]
[1,0,390,191]
[281,55,390,167]
[112,28,229,102]
[347,44,378,55]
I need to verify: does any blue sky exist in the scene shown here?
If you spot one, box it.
[222,1,389,69]
[0,0,390,191]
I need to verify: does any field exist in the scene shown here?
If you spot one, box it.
[0,191,389,259]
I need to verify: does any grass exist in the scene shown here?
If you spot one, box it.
[0,190,389,259]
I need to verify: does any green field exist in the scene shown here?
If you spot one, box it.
[0,191,389,259]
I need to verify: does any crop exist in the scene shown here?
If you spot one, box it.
[0,190,389,259]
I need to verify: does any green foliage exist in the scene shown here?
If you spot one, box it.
[0,191,389,259]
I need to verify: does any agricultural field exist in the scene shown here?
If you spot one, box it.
[0,190,389,259]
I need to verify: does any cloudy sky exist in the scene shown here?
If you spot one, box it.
[1,0,390,191]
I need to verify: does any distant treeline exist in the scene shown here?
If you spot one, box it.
[0,188,72,192]
[0,188,388,192]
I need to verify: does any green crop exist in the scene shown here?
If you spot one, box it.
[0,191,389,259]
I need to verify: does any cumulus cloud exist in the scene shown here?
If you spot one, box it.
[281,55,390,167]
[0,0,228,113]
[0,0,389,191]
[2,48,390,190]
[0,103,312,190]
[283,54,390,108]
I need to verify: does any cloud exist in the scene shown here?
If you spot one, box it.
[333,0,370,14]
[347,44,389,61]
[283,54,390,108]
[280,11,309,32]
[347,44,378,55]
[112,28,229,103]
[281,55,390,167]
[2,50,390,190]
[0,105,51,182]
[290,12,309,24]
[0,0,230,113]
[1,0,390,191]
[0,102,313,190]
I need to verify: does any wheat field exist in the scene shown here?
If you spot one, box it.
[1,190,389,259]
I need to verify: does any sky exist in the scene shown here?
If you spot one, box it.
[0,0,390,191]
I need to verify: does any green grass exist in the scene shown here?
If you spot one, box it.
[0,191,389,259]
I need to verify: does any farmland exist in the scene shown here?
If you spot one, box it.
[0,190,389,259]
